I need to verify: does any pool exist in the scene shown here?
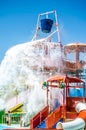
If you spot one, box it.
[0,125,13,130]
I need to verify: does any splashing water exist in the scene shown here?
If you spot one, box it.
[0,39,64,124]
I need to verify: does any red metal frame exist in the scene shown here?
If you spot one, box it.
[47,75,85,121]
[65,76,85,120]
[46,106,61,128]
[30,105,49,129]
[30,75,86,129]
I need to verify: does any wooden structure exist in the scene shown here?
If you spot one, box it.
[64,42,86,73]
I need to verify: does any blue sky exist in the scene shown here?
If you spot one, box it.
[0,0,86,62]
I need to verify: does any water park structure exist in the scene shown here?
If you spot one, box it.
[1,10,86,130]
[30,75,86,130]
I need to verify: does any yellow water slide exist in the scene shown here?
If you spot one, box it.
[8,103,23,114]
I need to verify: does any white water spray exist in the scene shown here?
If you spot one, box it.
[0,39,64,125]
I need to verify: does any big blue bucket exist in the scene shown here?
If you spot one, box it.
[40,19,53,33]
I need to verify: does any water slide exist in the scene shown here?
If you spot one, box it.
[56,102,86,130]
[8,103,23,113]
[5,90,29,112]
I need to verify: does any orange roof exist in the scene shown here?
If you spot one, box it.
[65,42,86,47]
[47,75,65,82]
[47,75,84,83]
[64,42,86,53]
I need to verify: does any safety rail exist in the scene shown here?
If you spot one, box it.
[2,114,21,125]
[30,105,49,129]
[66,111,78,119]
[67,86,84,88]
[64,60,76,70]
[66,97,86,119]
[66,97,86,111]
[46,106,61,128]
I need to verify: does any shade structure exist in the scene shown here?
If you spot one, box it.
[40,18,53,33]
[47,75,84,83]
[64,43,86,53]
[64,42,86,70]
